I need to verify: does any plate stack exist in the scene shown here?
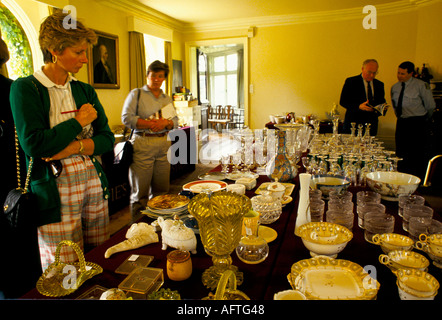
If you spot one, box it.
[142,194,189,219]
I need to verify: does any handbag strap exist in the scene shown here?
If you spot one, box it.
[128,88,141,140]
[14,127,33,193]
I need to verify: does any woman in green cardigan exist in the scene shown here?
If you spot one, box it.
[10,12,115,271]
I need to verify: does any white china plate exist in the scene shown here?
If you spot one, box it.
[198,172,226,181]
[226,171,259,181]
[288,256,380,300]
[255,182,295,196]
[183,180,228,193]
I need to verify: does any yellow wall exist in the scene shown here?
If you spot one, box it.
[7,0,442,149]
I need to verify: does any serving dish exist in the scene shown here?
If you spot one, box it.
[255,182,295,197]
[417,233,442,256]
[198,172,226,181]
[287,256,380,300]
[147,194,189,211]
[310,175,351,198]
[365,171,420,201]
[182,180,227,193]
[396,268,439,300]
[226,171,259,181]
[296,222,353,258]
[371,233,414,254]
[258,226,277,243]
[379,250,429,273]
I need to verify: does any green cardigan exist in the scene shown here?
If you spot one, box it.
[10,75,115,226]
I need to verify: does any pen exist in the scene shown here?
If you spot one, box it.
[61,110,79,114]
[61,104,94,114]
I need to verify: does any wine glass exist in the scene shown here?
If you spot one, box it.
[232,151,242,173]
[301,156,311,174]
[221,154,230,173]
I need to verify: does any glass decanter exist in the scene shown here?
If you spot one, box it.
[235,211,269,264]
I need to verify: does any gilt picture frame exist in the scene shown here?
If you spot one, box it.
[88,30,120,89]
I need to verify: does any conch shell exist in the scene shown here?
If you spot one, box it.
[104,222,159,258]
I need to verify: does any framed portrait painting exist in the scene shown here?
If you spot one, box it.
[88,30,120,89]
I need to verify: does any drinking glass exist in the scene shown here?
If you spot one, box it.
[329,190,353,203]
[408,217,432,241]
[221,155,230,173]
[357,203,386,229]
[398,194,425,218]
[328,199,354,214]
[326,210,354,231]
[364,213,395,243]
[402,204,433,232]
[310,199,325,222]
[232,151,242,173]
[309,189,322,201]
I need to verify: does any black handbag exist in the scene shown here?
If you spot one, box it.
[3,129,36,229]
[113,135,133,167]
[114,88,141,167]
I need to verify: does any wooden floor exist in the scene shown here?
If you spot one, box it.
[108,131,240,235]
[108,162,217,235]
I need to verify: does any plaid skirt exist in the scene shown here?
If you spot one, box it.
[37,156,109,271]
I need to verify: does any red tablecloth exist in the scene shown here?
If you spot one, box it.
[21,168,442,301]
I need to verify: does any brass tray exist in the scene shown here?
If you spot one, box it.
[288,256,380,300]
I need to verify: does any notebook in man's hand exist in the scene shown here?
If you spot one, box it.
[368,103,389,116]
[161,103,177,119]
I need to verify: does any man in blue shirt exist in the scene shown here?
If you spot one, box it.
[391,61,435,180]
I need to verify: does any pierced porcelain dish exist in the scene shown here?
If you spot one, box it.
[396,268,439,300]
[296,222,353,258]
[379,250,429,273]
[417,233,442,256]
[287,256,380,300]
[372,233,414,254]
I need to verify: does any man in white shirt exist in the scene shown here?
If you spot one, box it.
[391,61,436,179]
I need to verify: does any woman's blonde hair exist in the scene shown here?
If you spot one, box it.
[39,11,97,63]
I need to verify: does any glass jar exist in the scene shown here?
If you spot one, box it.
[251,191,282,224]
[236,212,269,264]
[167,250,192,281]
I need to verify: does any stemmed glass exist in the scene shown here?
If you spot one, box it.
[388,156,403,172]
[232,151,242,173]
[301,156,311,174]
[221,154,231,174]
[327,157,342,176]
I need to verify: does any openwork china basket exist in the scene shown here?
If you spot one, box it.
[36,240,103,297]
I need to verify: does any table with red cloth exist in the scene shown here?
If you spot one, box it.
[21,167,442,301]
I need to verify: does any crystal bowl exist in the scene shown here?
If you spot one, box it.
[296,222,353,258]
[366,171,420,201]
[311,175,351,199]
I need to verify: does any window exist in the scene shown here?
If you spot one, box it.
[0,4,33,79]
[210,53,238,106]
[197,45,242,107]
[143,34,165,89]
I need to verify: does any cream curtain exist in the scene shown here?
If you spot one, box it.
[164,41,172,96]
[129,31,146,90]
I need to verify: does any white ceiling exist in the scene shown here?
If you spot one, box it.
[136,0,400,24]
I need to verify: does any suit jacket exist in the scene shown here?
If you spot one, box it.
[339,74,386,135]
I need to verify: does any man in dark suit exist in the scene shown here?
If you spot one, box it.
[340,59,386,136]
[94,44,114,84]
